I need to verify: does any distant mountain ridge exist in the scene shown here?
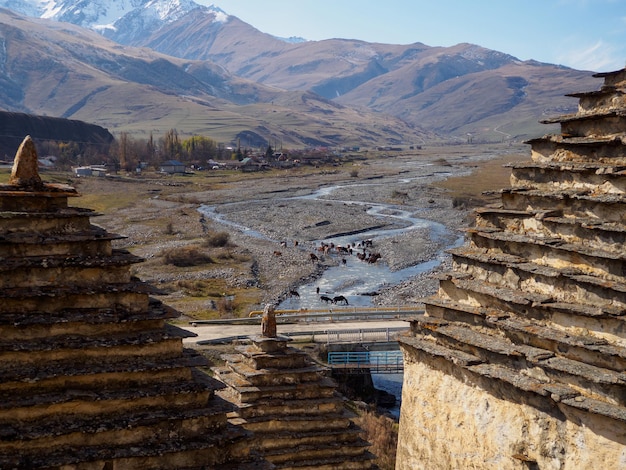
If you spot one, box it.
[0,7,432,152]
[0,0,602,145]
[0,111,113,159]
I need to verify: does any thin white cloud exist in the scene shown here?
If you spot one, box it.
[557,40,624,72]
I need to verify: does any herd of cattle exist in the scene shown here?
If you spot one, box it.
[279,239,382,306]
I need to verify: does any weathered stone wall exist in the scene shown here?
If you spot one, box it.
[0,137,257,469]
[397,352,626,470]
[396,68,626,469]
[214,335,376,469]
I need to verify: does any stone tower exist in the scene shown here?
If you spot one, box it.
[213,306,375,469]
[396,69,626,469]
[0,137,257,468]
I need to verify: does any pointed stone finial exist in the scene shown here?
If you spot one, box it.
[261,303,277,338]
[9,136,43,188]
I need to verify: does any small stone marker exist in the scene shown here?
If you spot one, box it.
[261,303,277,338]
[9,136,43,188]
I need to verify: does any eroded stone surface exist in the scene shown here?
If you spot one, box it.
[0,137,257,468]
[216,336,376,469]
[397,68,626,469]
[9,136,42,188]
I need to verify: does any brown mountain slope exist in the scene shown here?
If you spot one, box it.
[0,9,431,147]
[337,59,601,139]
[126,10,599,141]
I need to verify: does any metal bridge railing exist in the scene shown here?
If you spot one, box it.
[327,350,404,374]
[189,305,424,327]
[247,305,424,320]
[325,327,405,344]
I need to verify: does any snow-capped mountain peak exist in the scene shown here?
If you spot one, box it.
[0,0,228,34]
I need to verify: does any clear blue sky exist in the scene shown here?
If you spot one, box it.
[200,0,626,72]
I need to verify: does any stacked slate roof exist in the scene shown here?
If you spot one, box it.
[0,136,260,469]
[398,69,626,468]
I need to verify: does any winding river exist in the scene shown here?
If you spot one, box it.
[199,178,463,310]
[199,174,467,418]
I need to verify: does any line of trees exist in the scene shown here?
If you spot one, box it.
[115,129,236,171]
[37,129,238,171]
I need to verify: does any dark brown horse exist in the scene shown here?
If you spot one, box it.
[332,295,349,305]
[320,295,333,303]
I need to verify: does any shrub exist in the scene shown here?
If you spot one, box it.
[204,231,230,248]
[452,195,482,209]
[216,297,236,318]
[391,190,408,201]
[162,246,214,267]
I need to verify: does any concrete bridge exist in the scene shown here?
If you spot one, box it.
[183,305,421,344]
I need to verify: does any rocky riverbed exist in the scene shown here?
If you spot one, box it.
[187,145,520,306]
[80,143,526,317]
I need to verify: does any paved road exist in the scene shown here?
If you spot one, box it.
[179,319,410,344]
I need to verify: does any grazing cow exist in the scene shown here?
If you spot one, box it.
[333,295,349,305]
[310,253,319,263]
[320,295,333,303]
[368,253,381,264]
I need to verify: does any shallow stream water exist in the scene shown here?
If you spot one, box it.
[199,179,461,309]
[199,173,464,419]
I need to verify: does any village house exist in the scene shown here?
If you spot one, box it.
[159,159,186,174]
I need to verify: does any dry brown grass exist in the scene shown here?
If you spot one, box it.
[203,231,231,248]
[161,246,214,267]
[355,410,398,470]
[434,152,524,208]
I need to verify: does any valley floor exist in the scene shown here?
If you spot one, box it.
[71,143,527,320]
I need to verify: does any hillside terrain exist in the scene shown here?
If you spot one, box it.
[0,8,430,150]
[0,111,113,159]
[97,2,599,141]
[0,0,603,147]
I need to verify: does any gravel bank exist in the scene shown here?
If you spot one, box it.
[88,144,523,315]
[187,148,502,306]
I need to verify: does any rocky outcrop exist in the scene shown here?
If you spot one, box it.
[0,112,114,159]
[396,68,626,469]
[0,136,258,469]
